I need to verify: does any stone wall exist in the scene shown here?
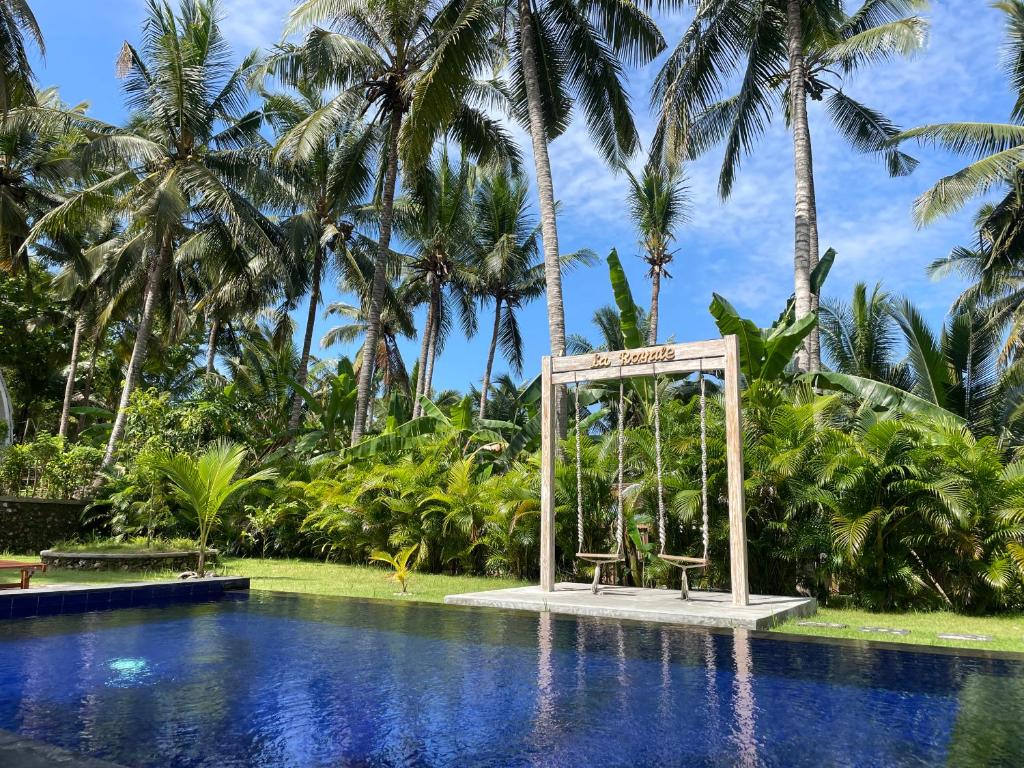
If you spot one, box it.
[0,496,91,553]
[40,549,217,572]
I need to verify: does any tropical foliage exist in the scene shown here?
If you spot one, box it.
[3,0,1024,615]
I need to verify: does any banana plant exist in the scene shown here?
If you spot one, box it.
[369,543,419,594]
[603,248,653,408]
[290,359,358,454]
[347,394,520,461]
[709,250,835,383]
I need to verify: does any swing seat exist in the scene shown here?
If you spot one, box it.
[657,554,708,566]
[657,555,709,600]
[576,552,624,595]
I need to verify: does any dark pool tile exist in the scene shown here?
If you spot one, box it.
[35,593,64,616]
[191,581,217,598]
[10,597,38,618]
[151,584,181,604]
[61,592,88,613]
[163,585,190,606]
[87,590,112,611]
[0,596,11,619]
[108,590,131,608]
[129,587,153,606]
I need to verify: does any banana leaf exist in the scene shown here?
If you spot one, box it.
[761,311,818,381]
[812,248,837,294]
[607,248,644,350]
[806,370,964,424]
[709,293,765,379]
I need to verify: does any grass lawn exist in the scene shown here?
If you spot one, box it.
[773,607,1024,654]
[218,557,526,603]
[7,553,1022,652]
[5,554,525,604]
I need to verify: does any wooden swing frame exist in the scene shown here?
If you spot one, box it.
[539,335,750,607]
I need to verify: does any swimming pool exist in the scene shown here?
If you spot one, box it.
[1,592,1021,767]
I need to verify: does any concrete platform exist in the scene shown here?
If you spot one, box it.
[445,582,816,630]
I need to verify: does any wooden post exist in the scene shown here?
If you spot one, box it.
[540,356,556,591]
[723,334,749,606]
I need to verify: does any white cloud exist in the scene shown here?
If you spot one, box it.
[215,0,292,50]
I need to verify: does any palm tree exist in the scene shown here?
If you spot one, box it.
[820,281,907,385]
[625,162,690,345]
[273,0,518,444]
[0,365,11,445]
[400,148,478,416]
[321,275,419,406]
[188,231,284,377]
[0,87,88,274]
[895,1,1024,225]
[30,0,278,475]
[567,304,650,356]
[157,439,276,576]
[505,0,664,430]
[225,316,302,447]
[369,543,420,593]
[36,220,116,438]
[817,295,1010,436]
[473,169,542,417]
[262,84,379,431]
[0,0,43,112]
[653,0,926,371]
[928,195,1024,364]
[892,299,1003,436]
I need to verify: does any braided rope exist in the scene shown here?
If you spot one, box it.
[575,381,584,553]
[700,371,710,563]
[653,370,666,554]
[616,378,625,555]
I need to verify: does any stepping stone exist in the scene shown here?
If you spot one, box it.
[859,626,910,636]
[937,633,993,642]
[797,620,848,629]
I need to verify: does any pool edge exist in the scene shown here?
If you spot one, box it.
[0,576,249,620]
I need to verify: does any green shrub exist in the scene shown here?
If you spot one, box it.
[0,434,101,498]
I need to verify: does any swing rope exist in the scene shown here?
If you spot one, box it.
[575,380,584,553]
[699,371,710,564]
[654,366,712,599]
[615,378,625,555]
[575,376,626,594]
[654,372,666,555]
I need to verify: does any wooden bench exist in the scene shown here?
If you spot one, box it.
[0,560,46,589]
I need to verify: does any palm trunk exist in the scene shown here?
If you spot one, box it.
[647,266,661,346]
[806,152,821,372]
[77,325,102,439]
[205,317,220,375]
[786,0,814,373]
[96,233,172,478]
[479,298,502,419]
[423,281,441,404]
[352,112,402,443]
[412,274,435,418]
[0,366,13,447]
[519,0,567,435]
[196,535,207,577]
[58,314,84,439]
[289,244,324,432]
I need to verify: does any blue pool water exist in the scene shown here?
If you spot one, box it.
[1,592,1022,767]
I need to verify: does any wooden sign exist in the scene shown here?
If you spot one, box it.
[592,346,676,367]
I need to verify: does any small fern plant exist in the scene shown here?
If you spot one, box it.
[370,544,419,593]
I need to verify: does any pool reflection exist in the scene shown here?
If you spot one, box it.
[1,593,1022,767]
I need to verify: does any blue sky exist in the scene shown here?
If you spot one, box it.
[30,1,1012,391]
